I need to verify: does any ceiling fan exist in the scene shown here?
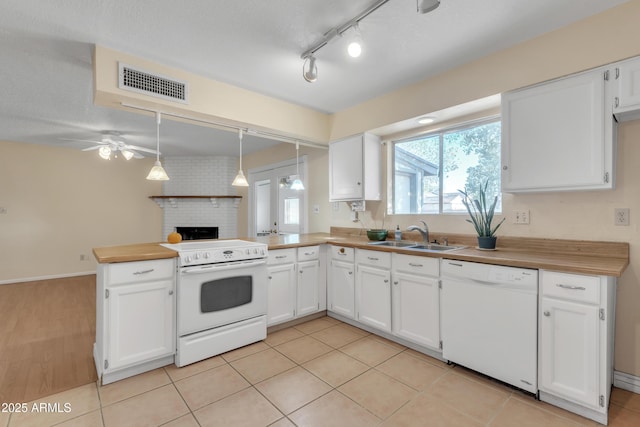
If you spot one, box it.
[60,132,159,160]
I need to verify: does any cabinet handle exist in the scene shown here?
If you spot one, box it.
[357,182,361,186]
[393,281,398,285]
[615,97,620,108]
[300,270,303,274]
[304,252,315,256]
[543,311,550,317]
[275,255,287,259]
[367,257,379,261]
[268,276,272,280]
[384,279,389,283]
[408,263,423,267]
[348,271,353,275]
[556,284,586,291]
[169,290,174,295]
[133,269,154,275]
[502,165,508,171]
[448,262,463,267]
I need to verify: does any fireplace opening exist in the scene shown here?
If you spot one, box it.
[176,227,219,240]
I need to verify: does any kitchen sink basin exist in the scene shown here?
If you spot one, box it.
[368,241,416,248]
[407,244,465,252]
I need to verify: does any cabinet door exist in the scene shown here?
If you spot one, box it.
[107,279,175,370]
[267,263,296,326]
[329,135,363,200]
[615,57,640,116]
[502,67,614,192]
[297,260,320,317]
[540,297,600,408]
[329,259,355,319]
[356,264,391,332]
[392,271,440,349]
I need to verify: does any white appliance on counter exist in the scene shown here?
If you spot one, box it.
[440,259,539,394]
[161,239,268,367]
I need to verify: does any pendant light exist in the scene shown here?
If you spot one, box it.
[146,112,170,181]
[290,142,305,190]
[232,129,249,187]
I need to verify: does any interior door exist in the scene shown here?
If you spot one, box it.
[249,162,305,236]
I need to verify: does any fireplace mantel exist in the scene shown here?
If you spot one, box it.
[150,195,242,208]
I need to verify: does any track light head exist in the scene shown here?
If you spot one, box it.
[303,55,318,83]
[417,0,440,14]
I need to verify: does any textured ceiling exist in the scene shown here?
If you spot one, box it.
[0,0,628,157]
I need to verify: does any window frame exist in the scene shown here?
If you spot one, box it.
[389,115,501,216]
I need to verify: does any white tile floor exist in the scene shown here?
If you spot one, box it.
[4,316,640,427]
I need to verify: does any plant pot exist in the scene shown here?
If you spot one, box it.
[477,236,497,250]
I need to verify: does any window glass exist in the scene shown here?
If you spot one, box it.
[392,119,501,214]
[283,198,300,225]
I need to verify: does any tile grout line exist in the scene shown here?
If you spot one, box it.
[161,366,201,427]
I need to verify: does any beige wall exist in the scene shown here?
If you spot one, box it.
[0,140,163,283]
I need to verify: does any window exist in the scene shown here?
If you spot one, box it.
[391,118,501,214]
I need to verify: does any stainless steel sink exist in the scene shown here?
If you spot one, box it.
[407,244,465,252]
[367,241,416,248]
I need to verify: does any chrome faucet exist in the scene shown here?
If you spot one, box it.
[407,220,430,244]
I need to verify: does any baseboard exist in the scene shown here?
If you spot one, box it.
[614,370,640,394]
[0,271,96,285]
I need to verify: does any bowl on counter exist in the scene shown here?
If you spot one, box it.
[366,229,388,241]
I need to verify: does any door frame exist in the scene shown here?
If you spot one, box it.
[247,156,308,237]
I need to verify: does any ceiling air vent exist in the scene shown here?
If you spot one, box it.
[118,63,189,104]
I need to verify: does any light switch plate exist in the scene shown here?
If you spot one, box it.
[513,210,530,224]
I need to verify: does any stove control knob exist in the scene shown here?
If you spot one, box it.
[185,256,192,263]
[203,252,210,259]
[253,248,258,254]
[246,249,250,255]
[194,253,200,260]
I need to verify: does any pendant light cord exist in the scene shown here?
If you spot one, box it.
[156,112,161,161]
[238,129,243,169]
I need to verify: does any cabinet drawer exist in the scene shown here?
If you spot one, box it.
[356,249,391,269]
[108,259,175,285]
[541,271,600,304]
[267,249,297,265]
[392,253,439,277]
[297,245,320,261]
[330,245,354,262]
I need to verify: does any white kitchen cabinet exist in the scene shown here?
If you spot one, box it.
[502,66,616,192]
[613,56,640,121]
[329,133,381,201]
[328,246,355,319]
[391,253,440,350]
[267,249,297,326]
[296,245,321,317]
[538,270,616,425]
[95,258,176,385]
[355,249,391,332]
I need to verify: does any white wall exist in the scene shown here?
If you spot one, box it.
[161,157,240,239]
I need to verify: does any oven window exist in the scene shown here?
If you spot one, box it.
[200,276,253,312]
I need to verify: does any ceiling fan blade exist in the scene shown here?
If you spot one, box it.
[124,144,158,154]
[59,138,108,145]
[132,151,145,159]
[81,146,102,151]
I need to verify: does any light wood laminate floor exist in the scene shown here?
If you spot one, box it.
[0,275,97,404]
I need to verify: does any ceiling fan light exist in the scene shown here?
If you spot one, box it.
[232,170,249,187]
[303,55,318,83]
[146,160,170,180]
[121,149,134,160]
[98,145,111,160]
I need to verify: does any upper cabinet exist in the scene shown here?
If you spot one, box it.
[613,56,640,122]
[329,133,381,201]
[501,66,616,193]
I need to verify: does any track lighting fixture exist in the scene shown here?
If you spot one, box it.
[146,112,170,181]
[417,0,440,14]
[300,0,440,82]
[302,55,318,83]
[232,129,249,187]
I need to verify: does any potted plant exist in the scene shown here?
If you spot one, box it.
[458,180,505,250]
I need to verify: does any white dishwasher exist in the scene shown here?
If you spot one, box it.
[441,259,538,394]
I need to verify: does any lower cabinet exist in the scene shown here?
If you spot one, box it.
[355,250,392,332]
[95,258,176,385]
[267,246,324,327]
[328,246,355,319]
[538,270,616,424]
[391,253,440,350]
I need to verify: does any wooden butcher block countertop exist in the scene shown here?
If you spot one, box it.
[93,229,629,277]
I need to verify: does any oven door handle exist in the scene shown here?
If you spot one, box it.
[181,260,266,275]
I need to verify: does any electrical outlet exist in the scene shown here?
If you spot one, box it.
[0,207,7,214]
[513,210,530,224]
[614,208,630,226]
[313,204,320,214]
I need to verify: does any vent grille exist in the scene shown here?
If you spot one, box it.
[118,63,188,104]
